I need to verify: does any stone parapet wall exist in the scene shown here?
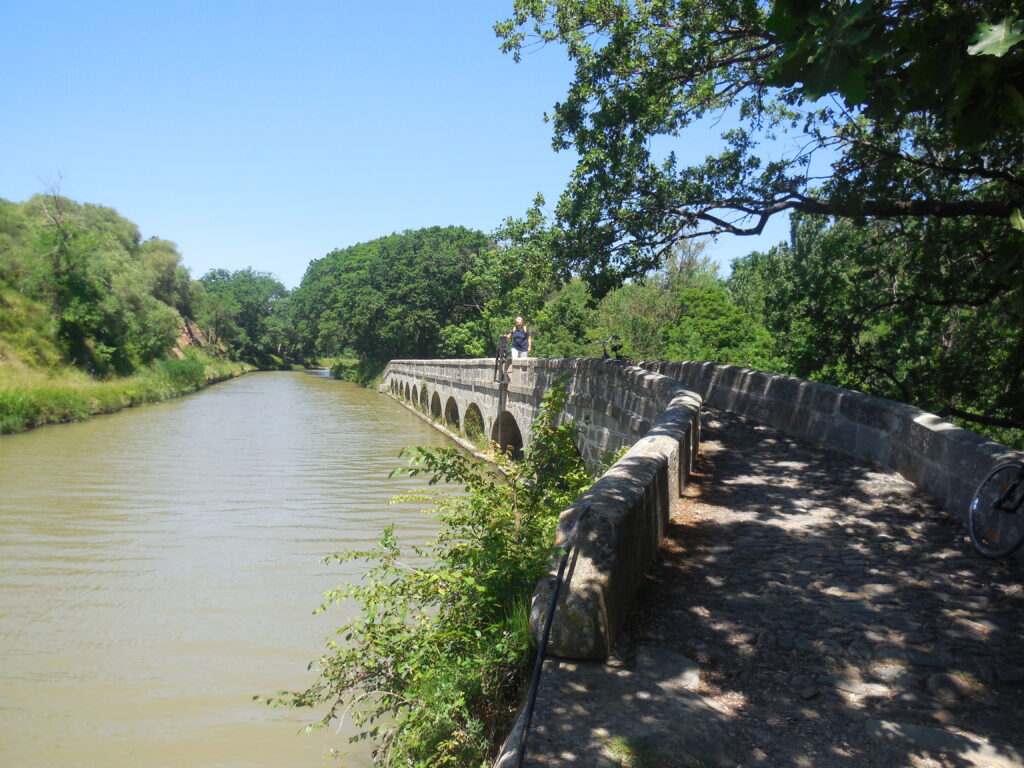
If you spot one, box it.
[381,358,703,659]
[384,357,1024,668]
[531,380,702,660]
[641,361,1024,524]
[384,358,697,466]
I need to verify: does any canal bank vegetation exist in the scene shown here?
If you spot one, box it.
[0,192,292,433]
[269,381,594,766]
[0,282,250,433]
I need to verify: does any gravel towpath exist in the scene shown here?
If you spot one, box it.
[515,408,1024,768]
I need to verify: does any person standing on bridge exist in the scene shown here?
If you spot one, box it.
[503,316,532,360]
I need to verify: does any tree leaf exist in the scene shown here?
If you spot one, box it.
[968,18,1024,57]
[1011,208,1024,232]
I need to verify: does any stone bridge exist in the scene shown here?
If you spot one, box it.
[382,358,1023,661]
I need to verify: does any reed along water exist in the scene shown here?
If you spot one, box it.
[0,370,455,767]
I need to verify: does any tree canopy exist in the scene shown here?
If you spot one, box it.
[288,226,493,363]
[197,268,289,363]
[496,0,1024,281]
[2,193,186,374]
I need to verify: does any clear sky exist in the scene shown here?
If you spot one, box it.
[1,0,789,289]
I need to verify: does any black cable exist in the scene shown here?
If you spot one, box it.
[515,505,588,768]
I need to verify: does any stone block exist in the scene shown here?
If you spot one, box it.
[943,431,1023,490]
[758,397,798,433]
[838,392,894,431]
[946,478,975,523]
[897,412,952,463]
[855,425,891,466]
[810,383,842,415]
[826,416,859,454]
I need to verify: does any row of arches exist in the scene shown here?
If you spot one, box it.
[388,378,524,459]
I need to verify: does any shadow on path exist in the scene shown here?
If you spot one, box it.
[519,408,1024,768]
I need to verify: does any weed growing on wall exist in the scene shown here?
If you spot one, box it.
[270,379,593,766]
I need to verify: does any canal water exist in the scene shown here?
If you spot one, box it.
[0,371,455,767]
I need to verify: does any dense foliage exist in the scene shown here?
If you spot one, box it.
[288,227,493,364]
[0,192,298,381]
[197,268,290,364]
[272,381,595,766]
[492,0,1023,443]
[496,0,1023,277]
[729,214,1024,444]
[1,193,188,375]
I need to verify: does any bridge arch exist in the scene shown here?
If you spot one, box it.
[463,402,484,441]
[491,411,524,460]
[444,396,460,430]
[410,385,419,408]
[419,387,429,412]
[430,392,442,419]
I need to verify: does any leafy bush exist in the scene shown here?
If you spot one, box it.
[272,379,594,766]
[330,357,386,387]
[154,358,206,391]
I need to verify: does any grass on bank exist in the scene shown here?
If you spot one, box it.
[0,289,252,434]
[0,352,252,434]
[328,357,386,388]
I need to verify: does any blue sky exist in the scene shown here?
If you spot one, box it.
[1,0,789,289]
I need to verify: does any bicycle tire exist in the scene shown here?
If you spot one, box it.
[968,460,1024,558]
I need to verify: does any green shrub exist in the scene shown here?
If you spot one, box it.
[330,357,386,387]
[0,390,33,433]
[155,358,207,391]
[269,379,593,766]
[0,351,249,434]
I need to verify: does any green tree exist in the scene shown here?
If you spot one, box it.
[496,1,1024,281]
[532,279,596,357]
[197,268,287,362]
[663,284,778,370]
[292,227,492,364]
[729,214,1024,443]
[140,237,195,317]
[16,192,181,374]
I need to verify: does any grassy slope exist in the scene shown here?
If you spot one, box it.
[0,288,251,434]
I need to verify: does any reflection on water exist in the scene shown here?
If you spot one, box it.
[0,371,453,767]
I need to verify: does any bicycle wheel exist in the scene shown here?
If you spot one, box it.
[968,461,1024,558]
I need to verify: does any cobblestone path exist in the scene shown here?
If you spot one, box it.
[520,409,1024,768]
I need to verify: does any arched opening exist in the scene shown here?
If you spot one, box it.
[491,411,524,460]
[411,385,419,407]
[444,397,460,430]
[430,392,442,419]
[419,386,429,411]
[404,383,411,401]
[463,403,485,442]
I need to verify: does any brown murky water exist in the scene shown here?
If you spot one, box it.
[0,371,453,767]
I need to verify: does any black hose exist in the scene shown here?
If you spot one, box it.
[515,505,588,768]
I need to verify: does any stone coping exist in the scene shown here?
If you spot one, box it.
[640,361,1023,526]
[382,358,703,658]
